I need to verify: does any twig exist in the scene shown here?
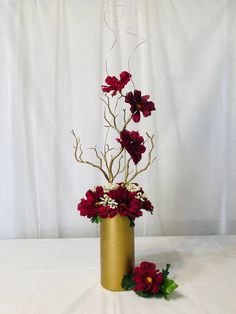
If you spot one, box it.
[108,147,124,180]
[115,95,123,111]
[113,154,124,180]
[124,157,132,182]
[100,96,120,133]
[71,129,110,181]
[126,133,156,182]
[88,145,103,169]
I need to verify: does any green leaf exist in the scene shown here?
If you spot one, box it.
[154,292,164,299]
[91,215,102,224]
[163,293,170,301]
[128,217,135,227]
[136,291,164,298]
[162,264,170,279]
[122,275,136,291]
[161,278,178,296]
[136,291,153,298]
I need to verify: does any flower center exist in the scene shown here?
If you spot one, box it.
[146,276,153,283]
[136,103,142,110]
[95,202,100,207]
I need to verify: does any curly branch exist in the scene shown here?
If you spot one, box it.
[124,157,132,182]
[103,107,115,129]
[108,147,124,181]
[126,133,156,183]
[71,129,110,181]
[101,144,116,180]
[88,145,103,169]
[100,96,120,133]
[115,94,123,111]
[122,109,132,131]
[113,154,124,180]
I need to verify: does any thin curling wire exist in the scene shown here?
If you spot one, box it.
[104,5,124,76]
[125,26,146,89]
[103,6,124,157]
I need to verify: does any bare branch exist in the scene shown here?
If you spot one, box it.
[103,107,115,130]
[123,109,127,124]
[100,144,117,182]
[126,133,156,183]
[101,151,110,176]
[124,157,132,182]
[105,144,116,154]
[113,154,124,180]
[71,129,110,181]
[115,95,123,111]
[108,147,124,179]
[88,145,103,169]
[100,96,120,133]
[122,112,132,130]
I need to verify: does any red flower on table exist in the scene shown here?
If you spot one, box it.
[117,130,146,164]
[133,261,164,294]
[108,186,142,219]
[125,90,156,123]
[102,71,131,96]
[77,186,106,218]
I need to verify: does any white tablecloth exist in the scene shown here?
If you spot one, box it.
[0,236,236,314]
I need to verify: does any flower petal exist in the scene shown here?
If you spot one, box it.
[132,111,141,123]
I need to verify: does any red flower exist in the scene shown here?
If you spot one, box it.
[125,90,156,122]
[98,203,118,218]
[117,130,146,164]
[108,186,143,219]
[77,186,119,219]
[133,261,164,294]
[77,186,105,218]
[134,185,154,213]
[141,199,153,213]
[102,71,131,96]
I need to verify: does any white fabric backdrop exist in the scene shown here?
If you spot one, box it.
[0,0,235,239]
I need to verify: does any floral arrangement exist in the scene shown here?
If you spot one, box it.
[122,261,178,299]
[77,182,153,227]
[72,71,156,226]
[72,69,178,298]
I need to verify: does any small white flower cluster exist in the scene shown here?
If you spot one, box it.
[125,182,141,193]
[136,191,147,201]
[90,182,149,209]
[103,183,119,193]
[125,182,148,202]
[100,194,118,209]
[90,186,97,192]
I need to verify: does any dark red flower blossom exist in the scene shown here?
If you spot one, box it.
[108,186,142,219]
[133,261,164,294]
[77,186,106,218]
[141,199,153,213]
[134,185,154,213]
[117,130,146,164]
[77,184,153,222]
[98,203,118,218]
[125,90,156,122]
[102,71,131,96]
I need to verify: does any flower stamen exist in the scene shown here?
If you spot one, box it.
[146,276,153,284]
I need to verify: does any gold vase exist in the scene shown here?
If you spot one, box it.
[100,215,134,291]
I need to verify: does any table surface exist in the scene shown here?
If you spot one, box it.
[0,235,236,314]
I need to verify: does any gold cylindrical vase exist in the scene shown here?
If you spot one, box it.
[100,215,134,291]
